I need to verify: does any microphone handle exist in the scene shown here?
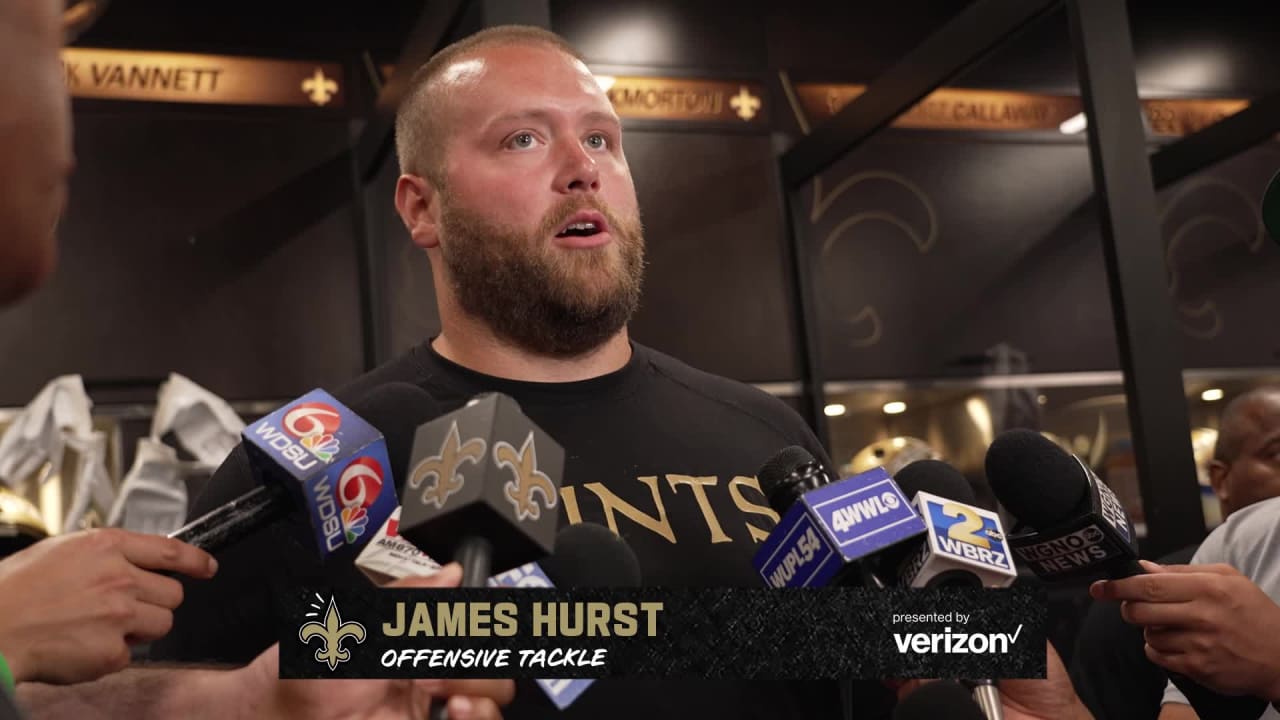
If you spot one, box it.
[963,679,1004,720]
[168,483,289,552]
[456,535,494,589]
[431,536,496,720]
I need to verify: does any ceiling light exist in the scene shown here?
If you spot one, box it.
[883,401,907,415]
[1059,112,1088,135]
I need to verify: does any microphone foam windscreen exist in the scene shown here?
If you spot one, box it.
[757,445,817,500]
[347,383,442,491]
[892,681,986,720]
[985,429,1089,529]
[540,522,642,588]
[894,459,977,504]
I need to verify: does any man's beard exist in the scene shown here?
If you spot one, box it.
[437,195,645,358]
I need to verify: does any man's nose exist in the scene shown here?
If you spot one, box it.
[553,141,601,194]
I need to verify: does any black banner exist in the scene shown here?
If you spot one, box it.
[277,587,1046,680]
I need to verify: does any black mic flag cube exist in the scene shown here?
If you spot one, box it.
[398,393,563,575]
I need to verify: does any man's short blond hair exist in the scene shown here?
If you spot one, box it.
[393,25,585,186]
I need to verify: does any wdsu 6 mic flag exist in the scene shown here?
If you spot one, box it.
[275,585,1047,680]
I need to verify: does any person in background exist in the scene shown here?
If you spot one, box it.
[1072,386,1280,719]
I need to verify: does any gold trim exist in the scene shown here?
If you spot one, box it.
[794,81,1248,137]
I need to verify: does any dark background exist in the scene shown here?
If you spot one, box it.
[1,0,1277,406]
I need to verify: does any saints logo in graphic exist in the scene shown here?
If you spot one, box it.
[408,422,486,510]
[299,594,366,670]
[494,432,557,521]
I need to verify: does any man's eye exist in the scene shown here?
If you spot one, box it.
[585,134,608,150]
[508,132,536,149]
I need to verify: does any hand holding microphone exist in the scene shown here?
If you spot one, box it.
[1091,560,1280,702]
[894,643,1092,720]
[0,528,216,685]
[986,429,1269,719]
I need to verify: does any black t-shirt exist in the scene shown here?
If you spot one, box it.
[151,341,894,719]
[1068,543,1200,720]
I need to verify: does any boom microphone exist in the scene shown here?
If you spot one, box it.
[985,429,1268,720]
[752,446,925,589]
[170,383,440,556]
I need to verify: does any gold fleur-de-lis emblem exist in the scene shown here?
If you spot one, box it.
[494,432,557,521]
[298,596,366,671]
[730,86,761,121]
[408,422,486,510]
[301,68,339,107]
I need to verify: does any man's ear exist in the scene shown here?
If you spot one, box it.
[1208,459,1231,506]
[394,174,441,249]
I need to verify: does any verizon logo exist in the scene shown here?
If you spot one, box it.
[894,625,1024,654]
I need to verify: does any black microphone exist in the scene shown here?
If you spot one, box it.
[985,429,1139,582]
[453,524,641,719]
[398,392,562,588]
[892,680,987,720]
[538,522,642,588]
[169,383,440,556]
[985,429,1268,720]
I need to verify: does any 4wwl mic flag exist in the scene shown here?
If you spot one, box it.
[277,586,1047,681]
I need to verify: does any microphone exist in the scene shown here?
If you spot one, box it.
[169,383,440,555]
[752,446,926,589]
[525,522,642,589]
[889,460,1017,589]
[889,460,1013,720]
[398,392,562,588]
[489,523,642,711]
[892,680,986,720]
[985,429,1139,581]
[985,429,1268,720]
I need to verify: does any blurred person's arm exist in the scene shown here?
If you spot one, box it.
[16,564,515,720]
[0,529,217,685]
[1158,702,1198,719]
[0,0,75,304]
